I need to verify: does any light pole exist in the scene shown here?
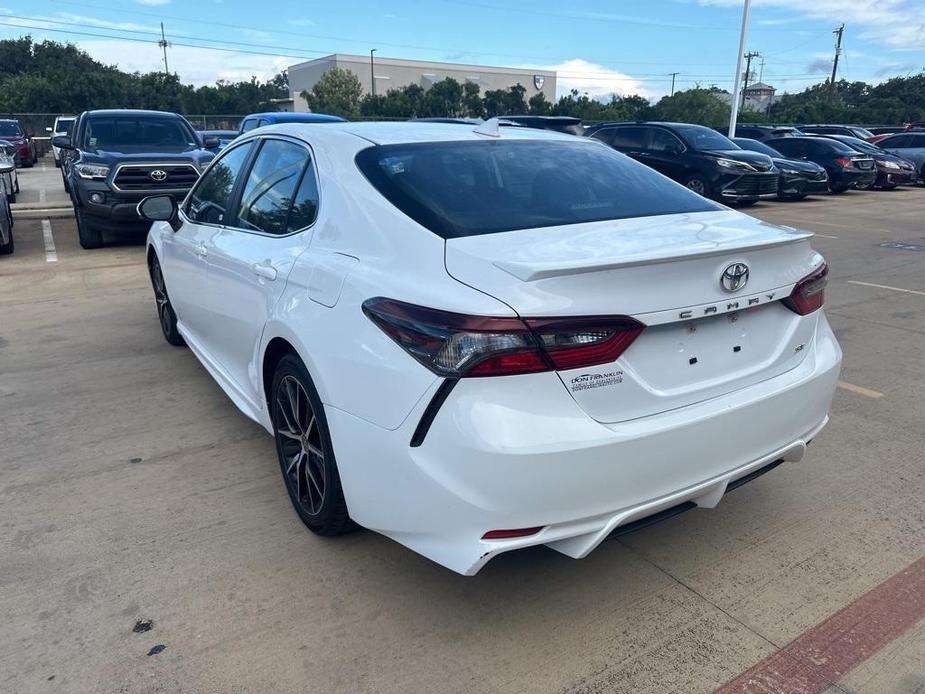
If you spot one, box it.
[370,49,377,98]
[727,0,752,138]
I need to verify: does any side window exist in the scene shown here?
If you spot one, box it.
[258,119,270,128]
[609,127,649,150]
[771,139,801,156]
[186,142,253,224]
[287,161,320,231]
[649,129,684,153]
[234,139,309,235]
[589,128,615,145]
[240,119,258,133]
[909,134,925,147]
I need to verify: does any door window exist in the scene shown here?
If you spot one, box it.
[240,119,258,132]
[608,127,649,150]
[588,128,616,145]
[186,141,254,225]
[286,162,321,231]
[649,129,685,153]
[235,139,309,235]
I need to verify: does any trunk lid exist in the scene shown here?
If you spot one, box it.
[445,209,822,423]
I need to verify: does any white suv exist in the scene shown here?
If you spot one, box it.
[140,121,841,575]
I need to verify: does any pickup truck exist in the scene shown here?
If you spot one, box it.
[54,109,215,249]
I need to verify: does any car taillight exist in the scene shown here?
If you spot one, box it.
[362,297,645,378]
[784,263,828,315]
[834,157,853,169]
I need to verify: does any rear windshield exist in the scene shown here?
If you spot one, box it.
[0,122,24,137]
[56,118,75,134]
[355,139,720,238]
[80,116,198,152]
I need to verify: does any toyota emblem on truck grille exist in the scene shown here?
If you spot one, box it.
[721,263,749,292]
[150,169,168,182]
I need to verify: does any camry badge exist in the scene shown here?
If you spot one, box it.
[721,262,749,292]
[150,169,168,182]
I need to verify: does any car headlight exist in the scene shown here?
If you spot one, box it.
[778,167,801,175]
[715,157,754,171]
[880,160,899,169]
[74,163,111,180]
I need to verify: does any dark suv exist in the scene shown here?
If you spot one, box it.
[54,110,214,248]
[586,121,778,204]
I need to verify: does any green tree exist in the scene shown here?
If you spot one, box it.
[528,92,552,115]
[652,87,731,126]
[300,67,363,119]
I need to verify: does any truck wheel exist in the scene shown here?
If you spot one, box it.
[75,207,103,249]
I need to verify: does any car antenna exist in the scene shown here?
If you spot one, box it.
[473,117,502,138]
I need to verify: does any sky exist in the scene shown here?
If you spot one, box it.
[1,0,923,100]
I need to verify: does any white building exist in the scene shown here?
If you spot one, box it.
[287,54,557,112]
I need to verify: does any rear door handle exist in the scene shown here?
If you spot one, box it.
[253,262,278,281]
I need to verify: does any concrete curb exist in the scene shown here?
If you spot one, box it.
[13,208,74,220]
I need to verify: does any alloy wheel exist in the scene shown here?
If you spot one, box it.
[151,258,172,337]
[686,178,706,195]
[275,375,326,516]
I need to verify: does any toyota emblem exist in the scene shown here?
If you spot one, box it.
[150,169,168,182]
[720,262,749,292]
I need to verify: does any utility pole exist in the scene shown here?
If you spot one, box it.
[741,51,759,109]
[370,49,377,98]
[727,0,752,138]
[668,72,680,96]
[158,22,169,75]
[830,24,844,93]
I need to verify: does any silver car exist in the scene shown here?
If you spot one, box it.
[877,132,925,184]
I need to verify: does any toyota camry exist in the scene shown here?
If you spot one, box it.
[140,121,842,575]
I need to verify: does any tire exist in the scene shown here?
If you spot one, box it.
[734,199,757,208]
[75,206,103,249]
[683,174,711,198]
[54,158,61,169]
[271,354,353,536]
[0,229,14,255]
[148,254,185,346]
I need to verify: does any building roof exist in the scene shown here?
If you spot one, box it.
[744,82,775,92]
[289,53,550,78]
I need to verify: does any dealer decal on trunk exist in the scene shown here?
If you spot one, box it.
[570,371,624,391]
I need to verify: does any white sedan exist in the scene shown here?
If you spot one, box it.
[140,121,842,575]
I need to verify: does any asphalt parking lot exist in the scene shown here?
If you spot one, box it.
[2,162,923,694]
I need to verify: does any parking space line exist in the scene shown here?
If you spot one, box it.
[717,555,925,694]
[837,380,884,399]
[41,219,58,263]
[847,280,925,297]
[39,188,46,204]
[813,233,838,239]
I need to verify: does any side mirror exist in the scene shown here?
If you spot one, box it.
[202,135,220,150]
[52,135,73,150]
[46,127,53,133]
[138,195,181,232]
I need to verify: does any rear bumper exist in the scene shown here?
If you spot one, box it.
[327,312,842,575]
[779,173,829,197]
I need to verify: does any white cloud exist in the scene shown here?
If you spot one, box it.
[536,59,652,99]
[696,0,925,50]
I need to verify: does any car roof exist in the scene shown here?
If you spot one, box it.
[263,120,580,146]
[244,112,346,123]
[84,109,185,118]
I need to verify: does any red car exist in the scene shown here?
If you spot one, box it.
[867,121,925,144]
[0,119,37,168]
